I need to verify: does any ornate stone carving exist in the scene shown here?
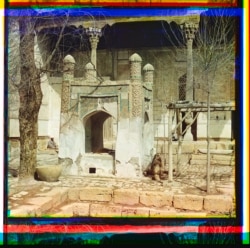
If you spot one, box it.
[180,23,198,102]
[132,84,143,117]
[129,53,142,81]
[89,36,99,50]
[181,23,198,40]
[85,27,102,75]
[61,55,75,113]
[61,81,70,113]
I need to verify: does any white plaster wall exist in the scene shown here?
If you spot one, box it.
[35,35,49,137]
[115,118,130,164]
[9,119,19,137]
[8,76,51,138]
[79,154,114,176]
[128,117,143,162]
[58,113,85,162]
[48,83,62,144]
[103,101,117,120]
[127,118,142,162]
[142,120,154,170]
[115,117,143,178]
[154,113,172,138]
[197,113,232,139]
[154,112,232,141]
[38,75,50,136]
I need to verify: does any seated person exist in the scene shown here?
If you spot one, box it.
[47,137,58,149]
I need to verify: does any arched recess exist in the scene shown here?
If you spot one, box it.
[83,110,116,153]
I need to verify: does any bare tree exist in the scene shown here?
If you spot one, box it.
[8,8,107,179]
[8,9,69,179]
[194,8,236,193]
[161,9,236,191]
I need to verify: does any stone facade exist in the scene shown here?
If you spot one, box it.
[57,53,154,178]
[7,13,235,178]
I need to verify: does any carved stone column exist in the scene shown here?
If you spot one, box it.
[143,63,154,116]
[181,23,198,101]
[129,53,142,118]
[143,63,155,169]
[61,55,75,113]
[181,23,198,141]
[85,27,102,78]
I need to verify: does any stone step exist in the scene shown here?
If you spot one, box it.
[192,154,234,160]
[155,141,235,155]
[190,159,234,166]
[198,149,233,155]
[190,153,235,166]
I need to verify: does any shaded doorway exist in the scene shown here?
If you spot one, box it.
[84,111,116,153]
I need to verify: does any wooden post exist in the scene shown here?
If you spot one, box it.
[207,75,211,194]
[163,104,166,170]
[176,109,182,175]
[168,109,173,181]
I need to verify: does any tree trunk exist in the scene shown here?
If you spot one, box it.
[206,74,211,193]
[18,16,43,179]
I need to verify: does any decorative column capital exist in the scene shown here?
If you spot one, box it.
[180,22,199,40]
[89,36,99,50]
[85,27,102,49]
[85,27,102,73]
[85,27,102,37]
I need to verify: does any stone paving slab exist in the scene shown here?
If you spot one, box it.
[216,183,235,197]
[139,191,173,208]
[79,187,113,202]
[203,195,233,213]
[37,187,69,207]
[173,194,204,211]
[25,196,54,216]
[114,189,139,205]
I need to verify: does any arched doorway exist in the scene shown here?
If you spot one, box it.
[84,110,116,153]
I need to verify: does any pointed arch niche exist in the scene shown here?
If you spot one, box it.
[83,110,116,154]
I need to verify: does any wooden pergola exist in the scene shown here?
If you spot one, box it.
[166,100,235,181]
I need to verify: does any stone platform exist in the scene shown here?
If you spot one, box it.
[7,144,235,218]
[8,174,235,218]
